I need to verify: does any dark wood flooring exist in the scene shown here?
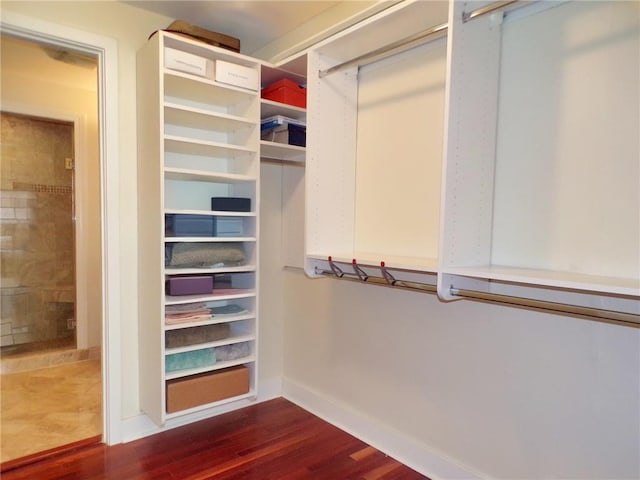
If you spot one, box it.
[1,397,429,479]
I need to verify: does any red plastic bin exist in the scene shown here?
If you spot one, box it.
[261,79,306,108]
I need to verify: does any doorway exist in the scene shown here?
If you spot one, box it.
[0,34,102,463]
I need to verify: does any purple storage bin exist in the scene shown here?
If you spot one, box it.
[166,276,213,296]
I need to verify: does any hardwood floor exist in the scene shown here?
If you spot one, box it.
[1,397,428,479]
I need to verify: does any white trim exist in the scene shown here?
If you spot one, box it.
[0,103,90,350]
[282,377,486,480]
[1,11,122,444]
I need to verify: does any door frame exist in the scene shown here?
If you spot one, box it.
[0,11,122,444]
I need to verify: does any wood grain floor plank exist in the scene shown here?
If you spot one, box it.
[1,397,428,480]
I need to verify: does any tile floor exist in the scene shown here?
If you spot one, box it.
[0,358,102,462]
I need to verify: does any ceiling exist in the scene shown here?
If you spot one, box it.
[125,1,343,56]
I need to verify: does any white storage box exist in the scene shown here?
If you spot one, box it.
[215,60,258,91]
[164,47,209,77]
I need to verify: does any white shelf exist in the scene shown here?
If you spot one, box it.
[260,99,306,120]
[443,266,640,298]
[163,167,255,183]
[164,135,256,156]
[164,209,256,217]
[164,103,255,131]
[165,333,255,356]
[260,140,305,163]
[165,265,256,275]
[165,289,257,306]
[164,312,254,331]
[164,237,256,243]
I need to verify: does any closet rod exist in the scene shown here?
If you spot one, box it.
[318,21,447,78]
[450,288,640,326]
[318,0,523,78]
[462,0,521,22]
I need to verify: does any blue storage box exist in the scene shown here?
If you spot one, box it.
[213,217,244,237]
[165,214,214,237]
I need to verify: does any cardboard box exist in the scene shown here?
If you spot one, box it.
[166,365,250,413]
[215,60,259,91]
[164,47,209,77]
[165,20,240,52]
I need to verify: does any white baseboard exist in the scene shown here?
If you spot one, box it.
[282,377,484,480]
[120,376,283,443]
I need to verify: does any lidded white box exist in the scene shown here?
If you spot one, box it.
[215,60,258,91]
[164,47,209,77]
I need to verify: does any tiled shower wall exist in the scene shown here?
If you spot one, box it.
[0,112,76,350]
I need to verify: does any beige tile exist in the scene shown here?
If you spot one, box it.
[0,359,102,462]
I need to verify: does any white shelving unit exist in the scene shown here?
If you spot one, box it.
[438,0,639,316]
[259,60,308,268]
[137,31,261,425]
[259,65,307,164]
[304,0,449,279]
[303,0,639,320]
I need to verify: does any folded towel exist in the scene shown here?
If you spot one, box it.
[165,348,215,372]
[165,323,231,348]
[211,304,248,316]
[215,342,250,362]
[166,302,209,313]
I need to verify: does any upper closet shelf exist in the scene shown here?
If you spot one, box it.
[443,266,640,298]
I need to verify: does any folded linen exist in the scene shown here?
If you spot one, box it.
[165,323,231,348]
[215,342,250,362]
[165,348,215,372]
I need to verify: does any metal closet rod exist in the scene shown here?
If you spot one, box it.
[318,0,520,79]
[316,258,638,326]
[449,288,640,326]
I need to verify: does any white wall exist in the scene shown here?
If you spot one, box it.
[280,270,639,479]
